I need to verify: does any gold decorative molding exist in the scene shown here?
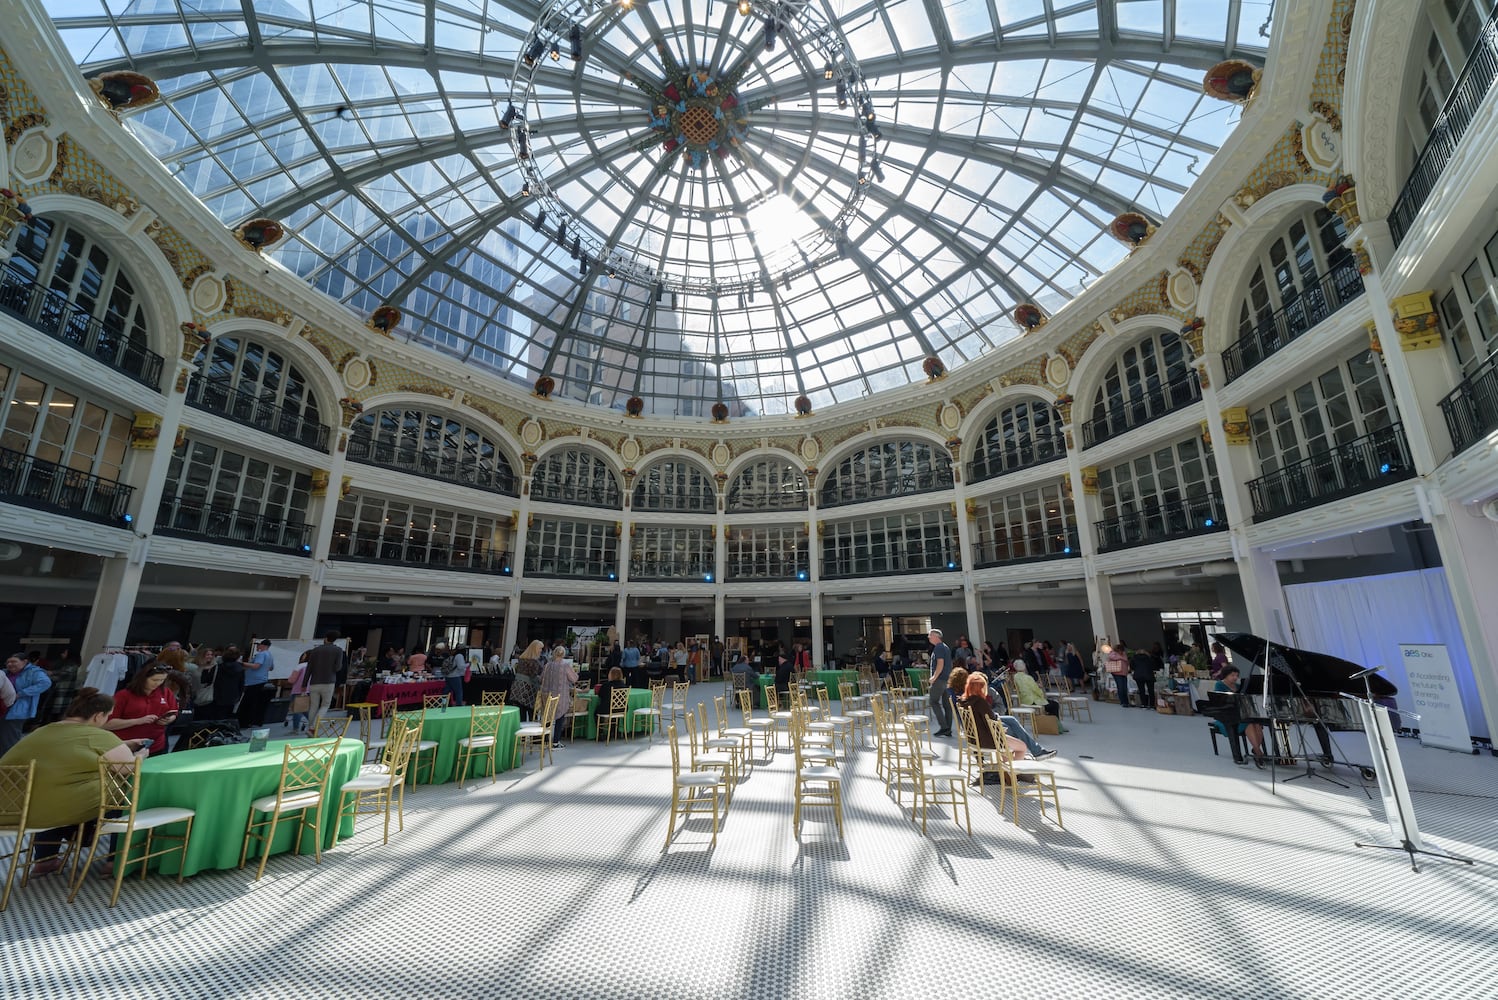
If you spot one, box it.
[1392,291,1441,351]
[964,499,978,520]
[1365,320,1382,355]
[1199,420,1212,447]
[1352,239,1373,276]
[1323,176,1359,229]
[340,476,353,500]
[1178,318,1205,357]
[310,470,330,497]
[129,412,162,449]
[1221,408,1251,446]
[1080,466,1098,495]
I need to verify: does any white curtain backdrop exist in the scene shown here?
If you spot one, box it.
[1283,568,1488,740]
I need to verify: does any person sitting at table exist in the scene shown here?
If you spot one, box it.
[540,646,578,749]
[596,666,628,705]
[1213,666,1267,766]
[103,661,180,756]
[772,646,792,698]
[511,640,544,721]
[0,687,151,877]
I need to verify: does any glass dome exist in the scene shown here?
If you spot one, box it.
[48,0,1268,416]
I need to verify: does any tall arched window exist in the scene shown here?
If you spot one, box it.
[726,459,808,512]
[819,440,953,508]
[968,400,1066,483]
[1083,331,1199,447]
[532,448,621,509]
[1225,206,1361,380]
[633,459,714,512]
[3,216,162,387]
[189,335,327,448]
[350,407,516,495]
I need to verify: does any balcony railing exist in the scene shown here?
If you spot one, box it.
[821,550,961,580]
[347,434,517,496]
[523,553,618,580]
[818,468,956,509]
[967,435,1066,485]
[530,476,622,510]
[1081,371,1201,449]
[1439,353,1498,456]
[332,539,510,574]
[1391,8,1498,245]
[1095,493,1227,553]
[972,528,1080,568]
[155,497,311,554]
[726,487,809,513]
[187,377,330,451]
[1222,262,1366,382]
[0,266,165,389]
[629,558,715,581]
[0,446,133,525]
[1247,424,1415,521]
[726,555,809,581]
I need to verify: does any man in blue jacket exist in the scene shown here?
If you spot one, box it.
[1,652,52,754]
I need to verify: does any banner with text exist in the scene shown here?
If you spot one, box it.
[1399,644,1472,753]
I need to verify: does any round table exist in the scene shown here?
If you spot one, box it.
[397,705,520,783]
[366,680,447,715]
[139,737,364,876]
[575,688,657,739]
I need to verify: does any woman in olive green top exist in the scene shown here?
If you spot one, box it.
[0,687,150,877]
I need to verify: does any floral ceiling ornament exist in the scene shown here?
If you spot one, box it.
[87,70,159,113]
[233,218,285,253]
[922,356,947,382]
[1109,211,1156,249]
[1202,59,1262,104]
[1013,302,1047,332]
[367,305,401,336]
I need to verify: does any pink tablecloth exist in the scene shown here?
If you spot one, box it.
[365,680,446,715]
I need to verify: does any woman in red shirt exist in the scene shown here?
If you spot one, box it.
[105,662,179,755]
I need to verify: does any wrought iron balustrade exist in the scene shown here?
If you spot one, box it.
[1246,424,1415,520]
[1094,493,1227,553]
[1081,372,1201,448]
[1222,262,1366,382]
[1439,354,1498,456]
[346,434,517,496]
[0,266,165,388]
[0,446,133,525]
[186,376,330,451]
[155,497,311,554]
[972,528,1080,567]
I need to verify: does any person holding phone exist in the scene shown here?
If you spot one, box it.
[104,662,180,756]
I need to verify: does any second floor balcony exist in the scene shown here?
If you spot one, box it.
[155,497,311,554]
[0,265,165,389]
[332,537,511,574]
[821,546,960,581]
[523,552,617,580]
[629,557,715,582]
[346,434,517,496]
[1439,353,1498,456]
[726,553,809,582]
[0,446,133,525]
[1247,423,1415,521]
[1222,261,1366,382]
[1095,493,1227,553]
[967,436,1066,486]
[818,468,955,509]
[972,528,1080,568]
[1081,371,1201,449]
[186,377,330,451]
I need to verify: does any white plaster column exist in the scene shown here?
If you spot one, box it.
[79,538,149,654]
[1420,488,1498,737]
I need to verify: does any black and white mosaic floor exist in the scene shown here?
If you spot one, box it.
[4,691,1496,1000]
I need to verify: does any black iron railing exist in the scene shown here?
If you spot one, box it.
[332,540,511,574]
[726,487,809,512]
[629,557,715,581]
[186,377,330,451]
[1095,493,1227,552]
[530,475,622,510]
[1247,424,1415,520]
[346,434,518,496]
[726,555,810,581]
[820,549,961,580]
[1439,354,1498,455]
[818,468,956,509]
[155,497,311,554]
[0,446,133,525]
[1391,8,1498,245]
[1081,371,1201,448]
[0,266,165,389]
[1223,262,1366,382]
[523,552,618,579]
[972,528,1080,568]
[967,434,1066,485]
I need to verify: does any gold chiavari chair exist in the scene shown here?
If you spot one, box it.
[792,716,843,840]
[337,718,419,845]
[597,686,631,743]
[239,741,340,880]
[902,719,971,837]
[513,693,560,769]
[698,702,743,788]
[682,709,734,804]
[480,690,508,708]
[990,715,1063,827]
[312,715,352,740]
[1,762,84,911]
[664,722,723,849]
[422,693,451,710]
[455,706,505,788]
[735,688,773,762]
[633,683,666,744]
[838,682,876,748]
[69,757,195,907]
[713,695,754,775]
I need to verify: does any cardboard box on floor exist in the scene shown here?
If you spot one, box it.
[1032,712,1060,735]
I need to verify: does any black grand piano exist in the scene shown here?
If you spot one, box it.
[1199,633,1397,780]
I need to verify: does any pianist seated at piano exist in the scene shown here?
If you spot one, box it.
[1211,667,1266,766]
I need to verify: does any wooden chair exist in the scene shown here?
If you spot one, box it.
[698,702,743,788]
[667,680,691,727]
[337,719,418,845]
[1,762,83,912]
[815,687,855,756]
[69,757,195,907]
[712,695,754,775]
[239,741,340,880]
[903,719,971,837]
[597,687,631,743]
[513,693,560,769]
[633,683,666,744]
[765,687,795,751]
[480,690,508,708]
[401,708,441,786]
[664,722,723,849]
[455,706,505,788]
[364,697,403,762]
[989,716,1062,827]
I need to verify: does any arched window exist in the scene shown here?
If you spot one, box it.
[1094,437,1224,551]
[189,335,327,448]
[532,448,621,509]
[350,407,516,495]
[1225,206,1361,380]
[971,482,1077,566]
[1402,0,1494,158]
[819,440,953,508]
[3,216,162,387]
[968,400,1066,483]
[633,459,715,512]
[1084,330,1199,447]
[726,459,808,512]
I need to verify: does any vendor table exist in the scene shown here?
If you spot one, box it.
[576,688,658,739]
[366,680,446,714]
[397,705,520,783]
[138,737,364,877]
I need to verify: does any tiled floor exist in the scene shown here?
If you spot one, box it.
[4,691,1497,1000]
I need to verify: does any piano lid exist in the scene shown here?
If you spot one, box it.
[1212,632,1398,698]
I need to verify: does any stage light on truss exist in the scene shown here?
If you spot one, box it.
[524,37,544,67]
[550,40,560,62]
[570,23,583,60]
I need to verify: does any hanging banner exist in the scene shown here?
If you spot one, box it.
[1399,644,1472,753]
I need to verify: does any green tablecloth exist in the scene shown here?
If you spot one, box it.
[755,671,860,703]
[576,688,658,739]
[138,737,365,877]
[398,705,520,783]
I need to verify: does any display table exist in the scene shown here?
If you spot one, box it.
[809,669,859,698]
[366,680,446,714]
[397,705,520,783]
[576,688,658,739]
[139,737,364,876]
